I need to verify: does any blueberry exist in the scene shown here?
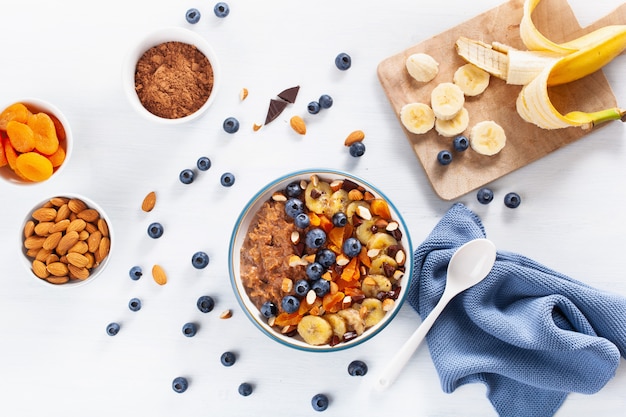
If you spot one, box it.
[316,249,336,268]
[179,168,195,184]
[349,142,366,157]
[307,101,321,115]
[347,360,368,376]
[172,377,188,393]
[437,150,453,165]
[185,8,201,24]
[311,393,329,412]
[476,188,494,205]
[197,295,215,313]
[106,322,120,336]
[196,156,211,171]
[343,237,362,257]
[294,279,310,297]
[453,135,469,152]
[147,222,164,239]
[260,301,278,318]
[220,351,236,367]
[312,279,330,297]
[220,172,235,187]
[223,117,239,133]
[191,251,210,269]
[306,262,324,281]
[128,298,142,312]
[305,228,326,249]
[335,52,352,70]
[182,322,198,337]
[504,192,521,208]
[285,181,302,197]
[319,94,333,109]
[281,295,300,313]
[332,212,347,227]
[238,382,253,396]
[214,2,230,18]
[129,265,142,281]
[294,212,310,229]
[285,198,305,218]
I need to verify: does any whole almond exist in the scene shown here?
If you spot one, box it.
[77,209,99,223]
[87,230,102,253]
[47,262,69,277]
[42,231,63,251]
[68,241,89,254]
[68,264,90,280]
[55,204,71,222]
[34,221,54,236]
[57,230,79,255]
[32,207,57,222]
[344,130,365,146]
[46,276,69,285]
[24,236,46,250]
[152,264,167,285]
[98,218,109,237]
[49,218,70,233]
[142,191,157,212]
[290,115,307,135]
[67,219,87,233]
[49,197,69,207]
[24,220,35,238]
[68,198,87,214]
[67,252,90,268]
[32,260,50,279]
[96,237,111,264]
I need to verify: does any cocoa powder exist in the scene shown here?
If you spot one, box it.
[134,41,214,119]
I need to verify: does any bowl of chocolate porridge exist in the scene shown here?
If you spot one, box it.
[122,27,220,124]
[229,170,413,352]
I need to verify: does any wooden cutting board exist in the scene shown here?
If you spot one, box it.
[377,0,626,200]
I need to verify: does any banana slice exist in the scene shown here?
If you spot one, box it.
[361,274,392,297]
[305,180,332,214]
[324,313,348,340]
[431,82,465,121]
[399,103,435,134]
[327,189,350,217]
[405,53,439,83]
[369,255,398,275]
[297,315,333,346]
[453,63,490,96]
[337,308,365,336]
[355,219,377,245]
[359,298,385,328]
[435,107,469,137]
[469,120,507,156]
[366,232,398,251]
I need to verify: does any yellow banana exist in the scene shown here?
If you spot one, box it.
[457,0,626,129]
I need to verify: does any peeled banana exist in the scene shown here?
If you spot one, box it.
[431,82,465,120]
[400,102,435,134]
[469,120,507,156]
[406,53,439,82]
[456,0,626,130]
[435,107,469,137]
[453,63,490,96]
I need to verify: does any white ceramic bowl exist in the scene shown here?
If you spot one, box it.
[229,169,413,352]
[21,194,113,288]
[0,98,73,185]
[122,26,220,124]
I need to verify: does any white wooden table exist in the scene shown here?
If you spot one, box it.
[1,0,625,415]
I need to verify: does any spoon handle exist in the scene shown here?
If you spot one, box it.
[376,290,454,390]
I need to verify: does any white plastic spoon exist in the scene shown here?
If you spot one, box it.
[376,238,497,390]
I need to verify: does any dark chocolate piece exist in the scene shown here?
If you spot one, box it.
[264,99,288,125]
[277,85,300,104]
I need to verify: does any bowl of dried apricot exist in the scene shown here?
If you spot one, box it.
[21,194,112,287]
[229,169,413,352]
[122,26,220,124]
[0,99,72,184]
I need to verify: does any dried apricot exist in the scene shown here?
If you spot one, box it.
[46,145,66,167]
[48,113,67,141]
[0,136,7,168]
[6,121,35,153]
[15,152,53,182]
[28,112,59,155]
[0,102,31,130]
[3,137,19,171]
[370,199,392,220]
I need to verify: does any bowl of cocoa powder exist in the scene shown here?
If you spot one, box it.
[229,169,413,352]
[122,27,220,123]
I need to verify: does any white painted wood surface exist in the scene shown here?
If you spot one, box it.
[0,1,624,416]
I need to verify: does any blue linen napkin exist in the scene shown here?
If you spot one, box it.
[406,203,626,417]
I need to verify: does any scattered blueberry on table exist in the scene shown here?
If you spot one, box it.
[196,156,211,171]
[191,251,210,269]
[128,298,142,312]
[307,101,321,114]
[347,360,368,376]
[223,116,240,133]
[147,222,164,239]
[335,52,352,70]
[349,141,366,157]
[318,94,333,109]
[213,2,230,18]
[453,135,469,152]
[196,295,215,313]
[185,8,201,24]
[172,377,189,393]
[220,172,235,187]
[106,322,120,336]
[238,382,253,397]
[179,168,195,184]
[129,265,142,281]
[311,393,329,412]
[476,188,494,204]
[182,322,198,337]
[437,149,453,165]
[504,192,521,208]
[220,351,236,367]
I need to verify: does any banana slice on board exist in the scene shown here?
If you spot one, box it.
[469,120,506,155]
[431,82,465,120]
[435,107,469,137]
[405,53,439,83]
[297,315,333,345]
[453,63,490,96]
[399,102,435,134]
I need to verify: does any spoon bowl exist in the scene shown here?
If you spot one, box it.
[376,238,497,390]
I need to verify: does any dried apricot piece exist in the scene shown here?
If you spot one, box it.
[15,152,53,182]
[0,135,7,167]
[28,112,59,155]
[46,145,66,168]
[0,102,31,130]
[370,199,392,220]
[6,121,35,153]
[48,113,67,141]
[3,137,19,171]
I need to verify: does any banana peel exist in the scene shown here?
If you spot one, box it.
[456,0,626,129]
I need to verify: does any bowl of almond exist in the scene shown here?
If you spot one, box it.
[21,194,112,287]
[0,98,73,184]
[229,169,413,351]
